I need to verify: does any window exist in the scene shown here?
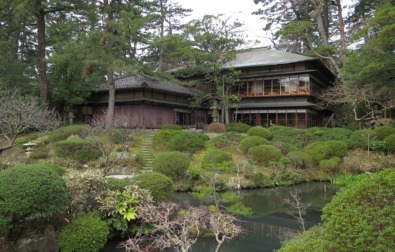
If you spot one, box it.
[289,75,299,93]
[299,75,309,93]
[255,79,263,95]
[264,79,272,95]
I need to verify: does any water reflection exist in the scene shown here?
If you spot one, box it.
[101,182,337,252]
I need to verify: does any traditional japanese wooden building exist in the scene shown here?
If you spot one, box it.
[223,48,335,128]
[82,73,199,128]
[82,48,335,129]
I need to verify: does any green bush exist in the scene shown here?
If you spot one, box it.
[286,151,313,169]
[153,151,191,181]
[277,225,326,252]
[161,124,182,130]
[248,145,282,165]
[54,139,101,163]
[57,212,109,252]
[153,129,183,148]
[304,140,348,164]
[384,134,395,152]
[255,172,271,187]
[167,131,207,153]
[374,125,395,140]
[28,147,49,159]
[348,129,374,149]
[239,136,271,153]
[201,148,234,172]
[0,164,69,228]
[110,128,129,144]
[322,169,395,251]
[106,178,133,191]
[226,123,251,133]
[247,126,272,140]
[206,122,226,133]
[131,172,174,202]
[321,127,352,141]
[319,157,341,172]
[269,126,308,151]
[47,124,84,143]
[210,132,245,149]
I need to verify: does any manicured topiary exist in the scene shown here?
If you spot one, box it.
[384,133,395,152]
[374,125,395,140]
[239,136,271,153]
[201,148,234,172]
[225,123,251,133]
[57,212,109,252]
[161,124,182,130]
[153,129,183,146]
[319,157,341,172]
[320,127,352,141]
[247,126,272,140]
[269,126,307,151]
[322,169,395,251]
[210,132,245,149]
[206,122,226,133]
[131,172,174,202]
[248,145,282,165]
[47,124,84,143]
[106,178,133,191]
[286,151,313,169]
[167,131,207,153]
[153,151,191,181]
[304,140,348,164]
[348,129,374,149]
[0,164,69,228]
[54,138,101,163]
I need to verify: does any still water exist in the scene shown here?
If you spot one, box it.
[101,182,337,252]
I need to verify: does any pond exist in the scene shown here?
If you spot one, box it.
[101,182,337,252]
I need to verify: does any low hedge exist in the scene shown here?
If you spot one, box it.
[153,151,191,181]
[304,140,348,164]
[161,124,182,130]
[374,125,395,140]
[239,136,271,153]
[167,131,207,153]
[384,133,395,152]
[131,172,174,202]
[54,139,101,163]
[247,126,272,140]
[210,132,245,149]
[248,145,282,165]
[201,148,234,172]
[226,123,251,133]
[57,212,109,252]
[47,124,84,143]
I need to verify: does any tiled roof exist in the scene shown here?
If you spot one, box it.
[222,47,316,69]
[98,73,193,95]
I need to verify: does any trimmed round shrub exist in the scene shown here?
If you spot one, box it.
[0,164,69,228]
[106,178,133,192]
[226,123,251,133]
[384,133,395,152]
[206,122,226,133]
[304,140,348,164]
[319,157,341,172]
[240,136,271,153]
[57,212,109,252]
[210,132,245,149]
[54,139,101,163]
[131,172,174,202]
[248,145,282,164]
[286,151,313,169]
[153,129,183,148]
[348,129,374,149]
[161,124,182,130]
[374,125,395,140]
[47,124,84,143]
[321,127,352,141]
[269,126,307,151]
[321,169,395,251]
[247,126,272,140]
[167,131,207,153]
[153,151,191,181]
[201,148,234,172]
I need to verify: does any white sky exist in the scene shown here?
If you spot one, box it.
[175,0,269,48]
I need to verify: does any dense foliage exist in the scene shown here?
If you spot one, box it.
[304,140,348,164]
[247,126,272,140]
[226,122,251,133]
[161,124,182,130]
[201,148,234,172]
[167,131,208,153]
[239,136,271,153]
[153,151,191,181]
[278,169,395,251]
[131,172,174,202]
[57,212,109,252]
[248,145,282,164]
[54,138,101,163]
[0,164,69,228]
[47,124,84,143]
